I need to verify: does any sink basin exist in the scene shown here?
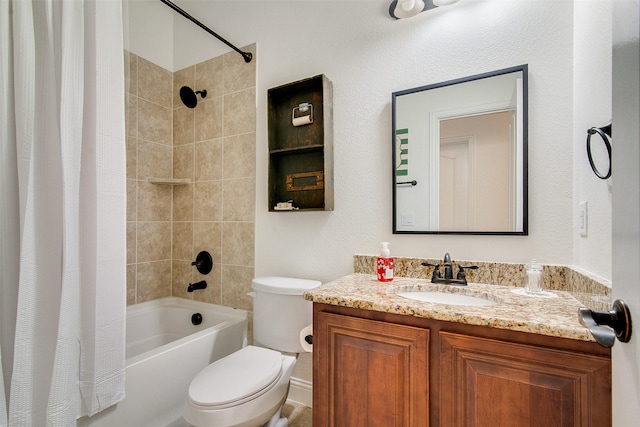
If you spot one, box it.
[396,291,497,307]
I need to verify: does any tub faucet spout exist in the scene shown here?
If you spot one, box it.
[188,280,207,292]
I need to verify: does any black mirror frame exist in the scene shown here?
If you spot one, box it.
[391,64,529,235]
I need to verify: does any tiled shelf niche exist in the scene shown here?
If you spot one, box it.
[267,75,333,212]
[147,177,191,186]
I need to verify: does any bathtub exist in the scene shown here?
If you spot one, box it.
[78,297,248,427]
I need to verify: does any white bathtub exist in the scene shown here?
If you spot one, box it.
[78,297,248,427]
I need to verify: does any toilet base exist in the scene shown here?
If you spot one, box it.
[261,407,288,427]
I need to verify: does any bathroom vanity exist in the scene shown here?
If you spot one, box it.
[305,274,611,427]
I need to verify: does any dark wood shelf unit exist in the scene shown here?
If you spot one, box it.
[267,75,333,212]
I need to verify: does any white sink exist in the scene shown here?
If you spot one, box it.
[396,291,497,307]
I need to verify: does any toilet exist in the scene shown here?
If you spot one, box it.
[183,276,321,427]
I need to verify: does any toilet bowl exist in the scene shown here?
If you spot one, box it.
[183,346,296,427]
[183,277,320,427]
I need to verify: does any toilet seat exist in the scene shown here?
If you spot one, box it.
[187,346,283,410]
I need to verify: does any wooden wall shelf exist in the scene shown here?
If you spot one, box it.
[267,75,333,212]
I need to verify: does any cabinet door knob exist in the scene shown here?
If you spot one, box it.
[579,299,632,347]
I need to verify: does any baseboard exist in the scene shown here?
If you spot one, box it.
[287,376,312,407]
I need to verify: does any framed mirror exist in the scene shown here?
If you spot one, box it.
[392,65,528,235]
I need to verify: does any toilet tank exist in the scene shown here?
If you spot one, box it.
[251,276,321,353]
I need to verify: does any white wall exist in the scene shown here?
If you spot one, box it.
[123,0,174,70]
[251,0,576,283]
[128,0,612,284]
[573,0,612,281]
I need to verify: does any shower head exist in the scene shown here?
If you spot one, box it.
[180,86,207,108]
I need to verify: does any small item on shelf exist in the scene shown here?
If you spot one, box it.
[274,200,299,211]
[292,102,313,126]
[286,171,324,191]
[376,242,394,282]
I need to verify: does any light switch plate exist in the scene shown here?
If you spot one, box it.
[401,212,415,226]
[579,201,588,237]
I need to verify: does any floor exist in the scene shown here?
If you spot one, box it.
[181,403,312,427]
[282,402,312,427]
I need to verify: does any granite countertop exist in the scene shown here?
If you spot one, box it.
[304,273,595,342]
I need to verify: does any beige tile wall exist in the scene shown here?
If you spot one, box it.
[125,45,257,311]
[171,45,257,311]
[126,52,174,304]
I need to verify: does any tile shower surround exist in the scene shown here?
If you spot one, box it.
[125,45,257,312]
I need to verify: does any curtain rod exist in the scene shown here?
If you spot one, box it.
[159,0,253,63]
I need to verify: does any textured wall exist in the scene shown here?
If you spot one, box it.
[572,1,612,281]
[250,0,576,283]
[126,0,611,283]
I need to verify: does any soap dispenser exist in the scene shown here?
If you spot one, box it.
[377,242,394,282]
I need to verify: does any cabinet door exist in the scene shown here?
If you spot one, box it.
[439,332,611,427]
[315,311,430,427]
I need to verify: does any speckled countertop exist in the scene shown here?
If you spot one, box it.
[304,273,595,342]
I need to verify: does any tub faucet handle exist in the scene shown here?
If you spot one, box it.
[191,251,213,275]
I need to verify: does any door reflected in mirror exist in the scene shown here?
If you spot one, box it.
[392,65,528,235]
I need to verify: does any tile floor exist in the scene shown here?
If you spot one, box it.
[282,402,312,427]
[182,402,312,427]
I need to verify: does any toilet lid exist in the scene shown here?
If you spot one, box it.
[188,346,283,407]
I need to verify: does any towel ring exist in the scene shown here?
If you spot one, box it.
[586,123,612,180]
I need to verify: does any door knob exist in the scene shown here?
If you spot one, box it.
[579,299,632,348]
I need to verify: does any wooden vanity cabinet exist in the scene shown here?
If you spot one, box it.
[315,311,430,427]
[313,303,611,427]
[439,332,611,427]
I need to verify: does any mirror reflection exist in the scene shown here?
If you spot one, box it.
[392,65,528,234]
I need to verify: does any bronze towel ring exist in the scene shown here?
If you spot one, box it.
[586,122,612,180]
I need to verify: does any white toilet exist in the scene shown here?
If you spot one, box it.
[183,276,320,427]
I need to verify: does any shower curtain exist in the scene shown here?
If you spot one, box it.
[1,0,126,425]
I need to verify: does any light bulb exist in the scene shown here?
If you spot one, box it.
[393,0,425,18]
[402,0,416,12]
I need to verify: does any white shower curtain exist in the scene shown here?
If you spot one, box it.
[0,0,126,425]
